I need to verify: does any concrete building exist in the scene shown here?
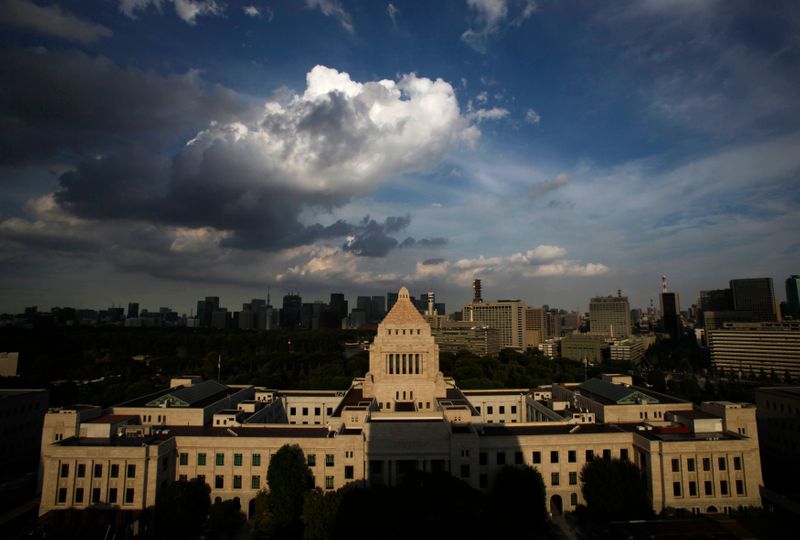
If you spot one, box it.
[589,294,631,338]
[427,320,502,357]
[660,292,682,339]
[786,276,800,319]
[538,339,561,359]
[609,338,646,364]
[708,322,800,381]
[561,334,609,363]
[0,351,19,377]
[0,389,49,480]
[730,278,778,322]
[754,386,800,497]
[462,299,526,351]
[38,288,764,520]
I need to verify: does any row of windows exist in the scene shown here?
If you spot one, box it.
[670,456,742,473]
[189,468,353,491]
[475,405,518,415]
[478,448,627,466]
[60,463,134,479]
[182,452,342,469]
[57,486,135,505]
[288,407,333,416]
[386,329,422,335]
[386,353,423,375]
[672,479,745,497]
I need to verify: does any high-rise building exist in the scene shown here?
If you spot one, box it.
[462,299,526,350]
[196,296,220,327]
[786,275,800,319]
[386,291,399,312]
[281,293,302,329]
[370,296,386,323]
[329,293,348,323]
[127,302,139,319]
[708,322,800,381]
[589,294,631,338]
[660,292,682,339]
[525,307,545,347]
[730,278,778,322]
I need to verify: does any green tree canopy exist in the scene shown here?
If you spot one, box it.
[580,458,653,522]
[260,444,314,539]
[155,478,210,538]
[488,465,547,538]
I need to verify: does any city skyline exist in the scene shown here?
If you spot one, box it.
[1,1,799,313]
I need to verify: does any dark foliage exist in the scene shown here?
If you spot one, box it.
[487,465,548,537]
[258,445,314,539]
[207,498,245,540]
[155,478,210,538]
[580,458,653,522]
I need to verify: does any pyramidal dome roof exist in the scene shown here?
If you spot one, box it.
[382,287,427,325]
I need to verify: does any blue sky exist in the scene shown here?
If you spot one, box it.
[0,0,798,314]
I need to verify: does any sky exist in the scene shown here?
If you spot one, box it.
[0,0,799,315]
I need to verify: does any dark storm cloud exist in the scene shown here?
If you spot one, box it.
[399,236,449,248]
[422,258,446,266]
[341,215,412,257]
[0,48,251,165]
[0,0,112,43]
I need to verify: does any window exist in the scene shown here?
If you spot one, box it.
[252,454,261,467]
[75,488,84,503]
[127,464,136,478]
[125,488,134,504]
[499,406,505,414]
[77,463,86,478]
[550,450,559,463]
[733,457,741,470]
[215,475,224,489]
[479,452,487,466]
[302,407,308,416]
[569,472,577,485]
[570,493,578,506]
[551,473,560,486]
[252,475,261,489]
[92,488,101,503]
[480,474,487,488]
[511,405,517,414]
[620,449,629,461]
[460,464,470,478]
[603,449,611,459]
[326,454,335,467]
[689,481,697,496]
[110,464,119,478]
[197,474,205,483]
[315,407,321,416]
[687,458,695,472]
[109,488,118,504]
[327,407,333,416]
[57,488,67,504]
[487,406,493,414]
[345,465,354,479]
[162,456,169,472]
[720,480,728,495]
[179,474,188,482]
[476,406,481,414]
[704,480,713,495]
[532,451,541,464]
[60,464,69,478]
[735,479,744,495]
[307,454,316,467]
[568,450,576,463]
[718,457,726,471]
[290,407,296,415]
[94,464,103,477]
[703,458,711,471]
[673,482,681,497]
[233,475,242,489]
[585,450,594,461]
[179,453,188,466]
[671,459,680,472]
[234,453,243,466]
[496,452,506,465]
[515,451,523,465]
[198,453,206,466]
[325,476,334,489]
[216,453,225,466]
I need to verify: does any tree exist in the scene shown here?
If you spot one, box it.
[256,444,313,539]
[207,498,245,539]
[580,458,652,522]
[155,478,210,538]
[488,466,547,538]
[302,488,342,540]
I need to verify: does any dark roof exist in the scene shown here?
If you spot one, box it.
[580,378,657,405]
[341,428,363,435]
[86,414,138,424]
[59,436,166,447]
[443,387,480,416]
[116,381,238,409]
[451,425,473,434]
[395,401,416,412]
[461,389,529,395]
[331,387,364,417]
[478,423,625,437]
[281,390,343,397]
[167,426,333,438]
[668,409,719,420]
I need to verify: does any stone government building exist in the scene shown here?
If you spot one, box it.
[39,288,763,519]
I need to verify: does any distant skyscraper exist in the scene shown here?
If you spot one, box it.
[589,294,631,338]
[660,292,682,339]
[370,296,386,323]
[463,299,526,350]
[786,275,800,319]
[281,293,302,329]
[730,278,778,322]
[472,279,483,303]
[127,302,139,319]
[386,291,399,312]
[196,296,219,327]
[329,293,348,322]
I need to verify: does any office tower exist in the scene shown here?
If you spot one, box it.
[356,296,371,318]
[472,279,483,303]
[127,302,139,319]
[211,308,229,329]
[434,302,446,316]
[370,296,386,323]
[660,292,682,339]
[708,322,800,381]
[281,293,302,329]
[786,275,800,319]
[329,293,348,323]
[589,294,631,338]
[699,289,733,312]
[197,296,220,327]
[730,278,778,322]
[525,307,546,347]
[463,299,526,350]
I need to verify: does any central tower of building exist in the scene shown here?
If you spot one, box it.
[362,287,446,410]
